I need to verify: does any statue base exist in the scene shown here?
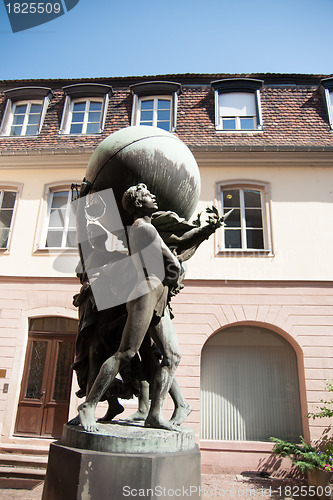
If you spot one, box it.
[42,422,201,500]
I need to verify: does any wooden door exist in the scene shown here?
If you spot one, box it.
[15,317,77,438]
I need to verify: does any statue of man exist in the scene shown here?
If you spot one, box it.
[78,183,182,431]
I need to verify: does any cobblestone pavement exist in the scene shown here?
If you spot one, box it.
[0,474,330,499]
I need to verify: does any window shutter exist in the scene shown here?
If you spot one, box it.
[0,99,13,135]
[201,326,303,442]
[59,96,71,134]
[219,92,256,117]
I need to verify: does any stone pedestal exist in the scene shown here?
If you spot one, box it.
[42,422,201,500]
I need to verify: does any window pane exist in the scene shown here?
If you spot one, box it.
[66,231,77,247]
[53,343,73,400]
[157,99,171,110]
[89,102,102,111]
[222,118,236,130]
[244,190,261,208]
[157,121,170,131]
[246,229,264,249]
[157,110,170,121]
[224,208,241,227]
[86,122,100,134]
[10,126,22,136]
[223,189,240,208]
[0,228,9,248]
[25,341,47,399]
[70,123,83,134]
[26,125,38,135]
[225,229,241,248]
[68,207,76,228]
[12,114,25,126]
[0,209,14,229]
[140,110,153,121]
[49,208,66,228]
[27,113,40,125]
[2,191,16,209]
[73,102,86,111]
[30,104,42,113]
[88,111,101,123]
[245,209,263,228]
[240,117,255,130]
[46,230,63,247]
[141,100,154,110]
[14,104,27,114]
[71,112,84,123]
[51,192,68,208]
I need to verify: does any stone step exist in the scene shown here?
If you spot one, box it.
[0,465,46,480]
[0,443,50,455]
[0,453,48,469]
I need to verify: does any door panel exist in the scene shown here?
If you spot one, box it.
[40,339,75,437]
[15,322,76,438]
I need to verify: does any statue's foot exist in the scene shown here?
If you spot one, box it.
[169,402,192,425]
[97,402,124,422]
[144,415,177,431]
[67,414,80,426]
[78,402,99,432]
[127,409,149,422]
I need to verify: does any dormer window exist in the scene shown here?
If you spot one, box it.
[130,81,182,132]
[211,79,263,132]
[60,83,112,135]
[0,87,53,137]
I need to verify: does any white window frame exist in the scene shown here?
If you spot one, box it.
[214,89,263,132]
[1,95,51,137]
[215,180,273,254]
[0,184,21,251]
[218,92,258,130]
[135,95,173,131]
[60,97,107,135]
[37,184,78,251]
[8,100,43,136]
[130,81,181,133]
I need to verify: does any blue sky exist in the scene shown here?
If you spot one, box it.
[1,0,332,80]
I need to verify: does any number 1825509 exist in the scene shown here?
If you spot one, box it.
[6,3,62,14]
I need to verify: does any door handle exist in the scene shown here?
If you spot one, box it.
[40,390,45,398]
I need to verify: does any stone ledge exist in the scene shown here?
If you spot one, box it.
[62,421,196,454]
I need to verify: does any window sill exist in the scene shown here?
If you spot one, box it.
[0,134,40,138]
[215,129,263,134]
[34,247,78,255]
[200,440,274,452]
[59,132,102,137]
[216,249,274,257]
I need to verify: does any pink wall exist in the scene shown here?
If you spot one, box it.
[171,280,333,474]
[0,277,332,474]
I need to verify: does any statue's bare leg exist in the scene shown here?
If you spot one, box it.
[97,395,124,422]
[145,311,181,431]
[169,378,192,425]
[127,380,150,421]
[78,283,162,432]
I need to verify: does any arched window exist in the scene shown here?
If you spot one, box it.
[200,325,303,442]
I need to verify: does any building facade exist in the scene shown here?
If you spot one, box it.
[0,73,333,473]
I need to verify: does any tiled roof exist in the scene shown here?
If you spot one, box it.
[0,73,332,154]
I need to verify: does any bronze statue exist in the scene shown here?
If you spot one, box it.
[72,181,227,432]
